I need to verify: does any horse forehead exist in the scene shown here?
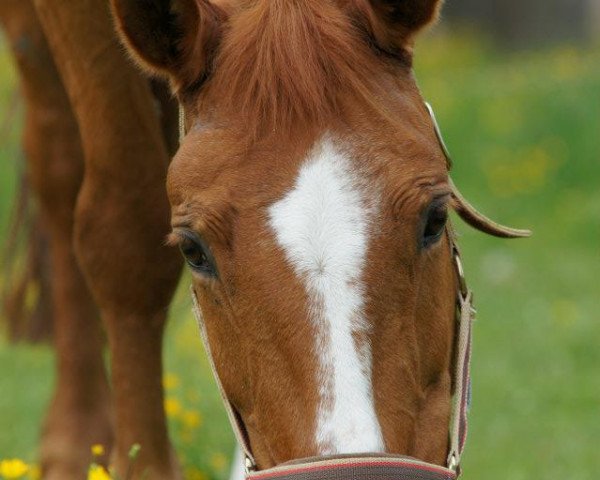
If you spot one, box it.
[267,136,379,269]
[168,127,445,229]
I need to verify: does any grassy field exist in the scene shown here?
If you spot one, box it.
[1,32,599,480]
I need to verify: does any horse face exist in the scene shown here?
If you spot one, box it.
[114,0,456,468]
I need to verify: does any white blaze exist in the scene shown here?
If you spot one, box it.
[268,137,384,454]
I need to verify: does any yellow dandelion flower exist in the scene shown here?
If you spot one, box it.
[210,452,228,473]
[0,459,30,479]
[87,464,112,480]
[164,397,182,417]
[163,373,180,390]
[28,465,41,480]
[184,466,208,480]
[91,444,105,457]
[182,410,203,430]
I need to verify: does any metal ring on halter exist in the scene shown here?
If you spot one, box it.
[245,456,255,474]
[448,454,459,473]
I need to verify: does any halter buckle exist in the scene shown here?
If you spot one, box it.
[448,453,459,473]
[245,455,256,474]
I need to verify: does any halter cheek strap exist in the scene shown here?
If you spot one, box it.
[447,257,476,474]
[191,290,257,469]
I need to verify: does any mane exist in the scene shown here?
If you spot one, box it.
[204,0,390,139]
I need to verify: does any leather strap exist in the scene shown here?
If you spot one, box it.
[191,289,257,468]
[447,289,475,473]
[247,456,457,480]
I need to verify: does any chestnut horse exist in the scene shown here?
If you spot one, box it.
[1,0,529,479]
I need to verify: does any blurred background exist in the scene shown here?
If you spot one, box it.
[1,1,599,479]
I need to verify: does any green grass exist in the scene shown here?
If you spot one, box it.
[0,39,20,238]
[1,33,599,480]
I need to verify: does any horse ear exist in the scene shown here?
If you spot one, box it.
[353,0,444,54]
[110,0,228,90]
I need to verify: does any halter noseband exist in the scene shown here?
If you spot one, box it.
[187,102,530,480]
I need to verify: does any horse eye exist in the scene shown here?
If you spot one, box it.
[178,234,216,276]
[422,203,448,249]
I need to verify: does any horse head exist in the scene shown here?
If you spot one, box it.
[111,0,529,470]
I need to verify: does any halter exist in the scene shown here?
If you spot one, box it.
[187,102,530,480]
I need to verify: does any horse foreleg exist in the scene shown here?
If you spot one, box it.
[0,2,113,478]
[32,0,183,478]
